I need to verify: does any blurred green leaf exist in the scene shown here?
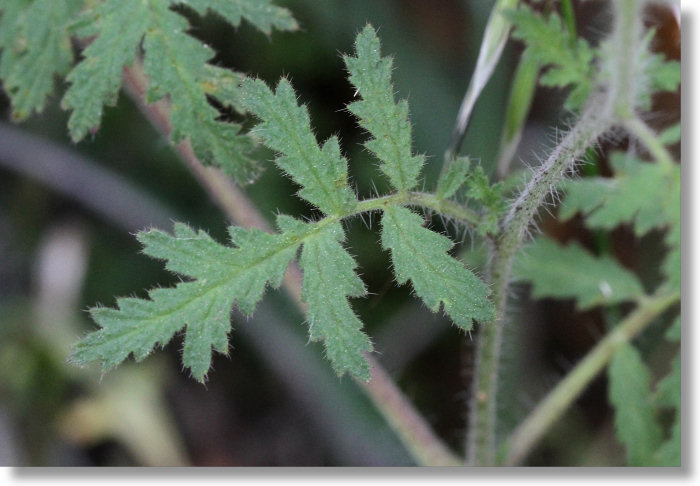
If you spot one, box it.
[506,4,595,110]
[0,0,81,120]
[61,0,296,183]
[436,156,470,200]
[513,238,644,310]
[608,343,663,466]
[653,350,681,467]
[177,0,297,34]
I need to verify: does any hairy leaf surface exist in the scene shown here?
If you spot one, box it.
[61,0,152,141]
[72,223,301,381]
[0,0,81,120]
[464,164,506,236]
[61,0,295,183]
[345,25,424,191]
[437,156,470,200]
[608,343,663,466]
[241,77,357,215]
[513,238,644,310]
[141,1,257,182]
[300,222,372,380]
[381,206,494,329]
[178,0,297,34]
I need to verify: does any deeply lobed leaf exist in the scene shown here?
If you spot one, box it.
[513,237,644,310]
[344,25,424,192]
[464,164,506,236]
[72,223,302,381]
[141,1,258,182]
[241,77,357,215]
[608,343,663,466]
[560,152,680,292]
[436,156,470,200]
[300,222,373,380]
[507,5,595,110]
[177,0,297,34]
[381,206,494,329]
[61,0,296,183]
[61,0,152,141]
[0,0,81,120]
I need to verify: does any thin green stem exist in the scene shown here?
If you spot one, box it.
[624,117,676,169]
[122,62,461,467]
[355,191,481,229]
[502,290,679,466]
[468,99,611,466]
[467,0,647,466]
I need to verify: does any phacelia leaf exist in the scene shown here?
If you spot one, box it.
[345,25,424,192]
[381,206,494,329]
[241,77,357,215]
[71,223,302,382]
[300,222,373,380]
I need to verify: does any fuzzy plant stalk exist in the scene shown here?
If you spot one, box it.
[503,289,679,466]
[0,0,679,467]
[466,0,646,466]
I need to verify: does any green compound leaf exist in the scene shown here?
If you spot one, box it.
[635,30,680,111]
[436,159,506,236]
[381,206,494,330]
[345,24,424,192]
[177,0,297,34]
[437,156,470,200]
[464,164,506,237]
[241,77,357,215]
[0,0,81,121]
[560,153,679,235]
[560,152,681,292]
[61,0,152,141]
[61,0,296,183]
[506,5,595,110]
[513,238,644,310]
[71,223,301,382]
[300,222,373,380]
[141,1,257,182]
[200,65,246,113]
[608,343,663,466]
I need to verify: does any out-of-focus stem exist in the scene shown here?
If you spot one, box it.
[503,290,679,466]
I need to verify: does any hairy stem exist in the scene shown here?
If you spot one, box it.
[467,0,647,466]
[468,98,611,466]
[121,61,460,467]
[503,289,679,466]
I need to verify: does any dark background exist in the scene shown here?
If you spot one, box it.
[0,0,679,466]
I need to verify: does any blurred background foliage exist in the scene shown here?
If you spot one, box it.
[0,0,679,466]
